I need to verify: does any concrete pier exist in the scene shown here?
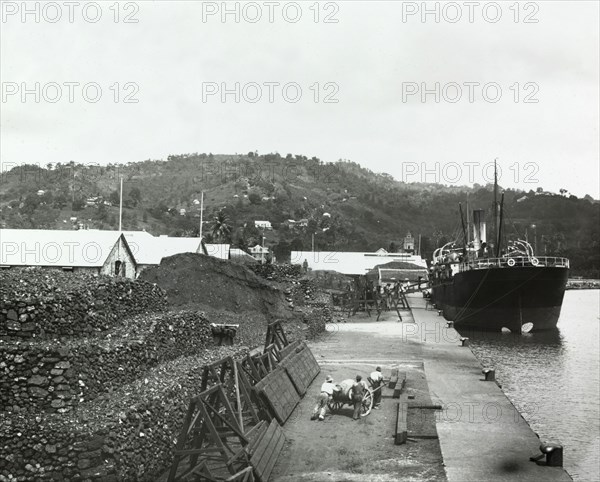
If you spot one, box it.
[271,294,572,481]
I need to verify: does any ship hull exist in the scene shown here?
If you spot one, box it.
[431,267,569,332]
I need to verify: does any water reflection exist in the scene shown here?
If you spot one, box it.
[464,290,599,481]
[458,325,564,348]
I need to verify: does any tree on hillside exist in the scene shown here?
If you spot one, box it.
[129,187,142,206]
[248,191,262,205]
[211,210,232,242]
[109,190,120,205]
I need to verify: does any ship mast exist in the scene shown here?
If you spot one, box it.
[466,193,470,245]
[459,203,468,246]
[493,159,498,252]
[496,192,505,257]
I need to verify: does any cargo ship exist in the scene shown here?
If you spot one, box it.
[430,164,569,333]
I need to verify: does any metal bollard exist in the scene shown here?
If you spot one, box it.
[438,310,443,316]
[540,442,563,467]
[482,368,495,381]
[446,321,454,328]
[460,337,469,347]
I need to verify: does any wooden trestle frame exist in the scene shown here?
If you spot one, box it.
[167,322,294,482]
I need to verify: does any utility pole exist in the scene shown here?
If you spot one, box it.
[311,233,315,252]
[118,177,123,231]
[199,191,204,239]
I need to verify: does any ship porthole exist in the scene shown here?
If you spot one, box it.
[521,322,534,333]
[507,258,516,267]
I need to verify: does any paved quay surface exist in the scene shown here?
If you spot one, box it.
[272,294,572,481]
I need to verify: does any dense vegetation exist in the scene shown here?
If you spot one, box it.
[1,153,598,277]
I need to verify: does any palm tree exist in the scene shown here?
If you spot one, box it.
[211,210,232,242]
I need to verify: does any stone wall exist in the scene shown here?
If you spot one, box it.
[0,269,166,339]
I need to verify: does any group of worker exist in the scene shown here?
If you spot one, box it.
[311,366,385,421]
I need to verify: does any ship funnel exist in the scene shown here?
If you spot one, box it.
[472,210,487,251]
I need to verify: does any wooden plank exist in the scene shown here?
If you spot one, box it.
[225,467,254,482]
[254,429,283,476]
[392,371,407,399]
[395,393,408,445]
[279,340,302,361]
[250,421,278,478]
[279,346,321,396]
[249,419,278,470]
[245,421,268,455]
[258,428,285,482]
[388,368,399,390]
[250,420,285,482]
[254,367,300,424]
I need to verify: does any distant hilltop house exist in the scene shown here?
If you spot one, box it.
[248,244,270,264]
[254,220,272,230]
[85,197,102,207]
[36,190,45,196]
[403,232,415,252]
[0,229,137,279]
[517,195,528,203]
[179,208,187,216]
[297,219,308,228]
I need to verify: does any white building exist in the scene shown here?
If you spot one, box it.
[0,229,137,279]
[254,220,272,230]
[290,249,428,276]
[248,244,270,264]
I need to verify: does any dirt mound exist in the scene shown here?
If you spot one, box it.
[140,253,293,320]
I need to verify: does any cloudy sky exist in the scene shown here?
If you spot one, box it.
[1,1,598,196]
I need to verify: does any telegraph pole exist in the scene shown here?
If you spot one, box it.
[118,177,123,231]
[199,191,204,239]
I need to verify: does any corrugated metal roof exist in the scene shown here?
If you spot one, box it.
[230,248,257,262]
[126,234,202,265]
[204,244,230,260]
[290,251,428,276]
[0,229,126,267]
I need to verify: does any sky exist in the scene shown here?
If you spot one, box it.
[1,0,599,197]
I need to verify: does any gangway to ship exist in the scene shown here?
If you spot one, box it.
[402,280,430,294]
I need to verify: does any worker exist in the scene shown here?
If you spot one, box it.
[351,375,368,420]
[369,366,384,409]
[311,375,339,421]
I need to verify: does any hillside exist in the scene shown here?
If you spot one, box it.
[0,153,598,277]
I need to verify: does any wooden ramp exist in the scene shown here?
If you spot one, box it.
[249,420,286,482]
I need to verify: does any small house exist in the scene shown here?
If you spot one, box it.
[254,221,272,230]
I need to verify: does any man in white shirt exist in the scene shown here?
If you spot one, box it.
[311,375,339,421]
[369,366,384,409]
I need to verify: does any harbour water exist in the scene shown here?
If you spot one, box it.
[466,290,600,481]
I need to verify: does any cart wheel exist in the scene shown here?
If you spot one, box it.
[328,401,343,412]
[361,389,373,417]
